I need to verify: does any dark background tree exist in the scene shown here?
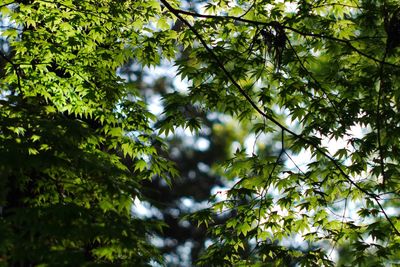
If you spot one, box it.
[118,62,242,265]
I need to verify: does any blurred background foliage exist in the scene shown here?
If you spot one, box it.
[118,61,253,265]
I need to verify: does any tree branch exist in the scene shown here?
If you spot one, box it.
[160,0,400,236]
[376,41,389,187]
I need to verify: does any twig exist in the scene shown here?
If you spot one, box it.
[161,5,400,69]
[0,50,22,92]
[238,0,256,19]
[286,37,340,118]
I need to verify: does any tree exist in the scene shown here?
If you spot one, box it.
[157,0,400,265]
[0,1,177,265]
[1,0,400,266]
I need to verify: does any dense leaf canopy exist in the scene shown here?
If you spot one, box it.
[1,0,400,266]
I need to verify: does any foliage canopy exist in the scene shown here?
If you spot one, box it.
[1,0,400,266]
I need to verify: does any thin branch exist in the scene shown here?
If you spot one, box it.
[329,185,352,256]
[284,25,399,68]
[253,131,284,259]
[163,5,400,69]
[284,151,306,176]
[238,0,256,19]
[160,0,400,236]
[0,50,22,92]
[286,37,340,117]
[376,39,389,186]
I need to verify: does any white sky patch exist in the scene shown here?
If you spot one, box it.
[143,64,176,83]
[284,2,298,13]
[322,135,347,155]
[285,148,313,171]
[148,94,163,116]
[231,141,241,154]
[132,197,163,219]
[244,133,256,155]
[284,123,367,173]
[179,197,210,213]
[194,137,210,151]
[263,0,298,14]
[132,197,151,217]
[173,75,189,93]
[321,124,365,155]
